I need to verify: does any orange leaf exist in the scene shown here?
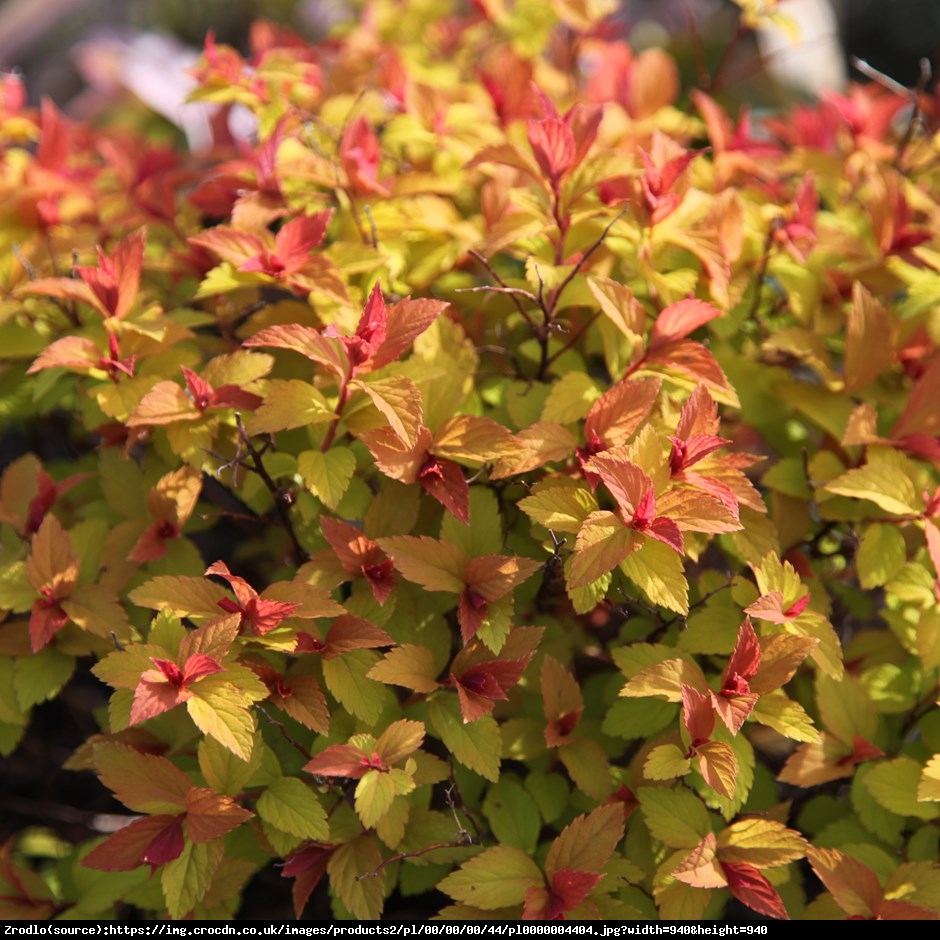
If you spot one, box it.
[184,787,254,843]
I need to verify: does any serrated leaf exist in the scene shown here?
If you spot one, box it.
[13,647,74,710]
[644,744,691,780]
[483,777,541,853]
[620,540,689,615]
[93,743,191,814]
[186,682,257,760]
[322,649,388,724]
[161,838,224,920]
[638,787,713,849]
[257,777,329,840]
[298,447,357,510]
[128,576,229,617]
[427,694,500,782]
[569,511,638,588]
[438,845,543,909]
[558,737,614,801]
[377,535,466,593]
[751,692,819,743]
[245,380,333,434]
[198,732,263,797]
[717,819,807,867]
[856,523,906,589]
[351,376,423,447]
[824,453,920,516]
[695,740,737,800]
[918,755,940,802]
[355,769,413,829]
[865,757,940,820]
[541,371,600,424]
[367,645,440,693]
[546,803,625,877]
[518,478,597,535]
[327,835,386,920]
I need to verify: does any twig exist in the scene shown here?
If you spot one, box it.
[851,55,931,166]
[467,249,538,329]
[234,413,307,563]
[256,706,312,762]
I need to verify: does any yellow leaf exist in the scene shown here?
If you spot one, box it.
[351,376,423,447]
[545,803,624,876]
[438,845,543,909]
[845,281,894,392]
[244,380,333,434]
[377,535,466,593]
[569,511,639,589]
[367,645,441,693]
[328,836,386,919]
[620,539,689,615]
[298,447,356,510]
[541,371,601,425]
[824,449,921,516]
[620,658,707,703]
[519,478,597,535]
[717,818,807,868]
[587,275,646,340]
[751,691,819,743]
[644,743,692,780]
[917,755,940,802]
[375,719,425,766]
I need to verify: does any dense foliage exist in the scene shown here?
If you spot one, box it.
[2,0,940,922]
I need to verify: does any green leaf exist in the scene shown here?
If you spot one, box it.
[0,560,35,612]
[751,692,819,743]
[856,523,906,589]
[427,694,500,782]
[322,649,389,725]
[328,835,386,920]
[186,681,258,761]
[851,764,905,845]
[257,776,329,840]
[638,786,713,849]
[14,647,74,710]
[824,451,921,516]
[602,697,677,740]
[161,838,224,920]
[483,777,541,853]
[441,487,504,558]
[558,737,613,801]
[620,540,689,615]
[919,755,940,802]
[541,371,600,424]
[351,376,423,447]
[519,478,597,535]
[864,757,940,820]
[198,732,263,797]
[438,845,543,909]
[644,744,691,780]
[245,380,333,434]
[298,447,357,510]
[569,511,638,589]
[128,576,228,618]
[524,771,569,825]
[355,769,414,829]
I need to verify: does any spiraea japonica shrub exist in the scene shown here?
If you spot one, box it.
[2,0,940,921]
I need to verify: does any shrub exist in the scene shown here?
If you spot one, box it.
[1,0,939,922]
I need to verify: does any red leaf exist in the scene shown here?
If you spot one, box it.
[182,653,224,685]
[322,614,393,658]
[304,744,370,778]
[551,869,604,912]
[74,228,147,321]
[418,455,469,524]
[724,862,790,920]
[527,118,576,183]
[722,617,761,690]
[82,815,180,872]
[649,299,723,350]
[681,683,714,745]
[29,597,70,652]
[130,674,185,725]
[282,843,333,918]
[274,211,333,270]
[141,817,185,869]
[340,115,389,197]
